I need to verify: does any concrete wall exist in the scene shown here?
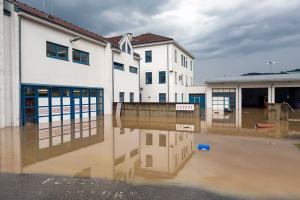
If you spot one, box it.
[134,42,194,103]
[0,0,4,128]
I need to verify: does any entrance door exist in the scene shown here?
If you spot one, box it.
[189,94,205,109]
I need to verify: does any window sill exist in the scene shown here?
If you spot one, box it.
[73,61,90,66]
[47,55,69,61]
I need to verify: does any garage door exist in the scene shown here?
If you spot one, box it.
[21,85,104,126]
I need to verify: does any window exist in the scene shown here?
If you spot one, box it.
[175,93,178,102]
[190,61,193,70]
[175,72,177,84]
[129,66,138,74]
[119,92,124,102]
[130,92,134,102]
[145,50,152,63]
[122,42,126,52]
[174,50,177,63]
[72,49,89,65]
[181,55,183,66]
[159,93,166,103]
[127,43,131,54]
[159,134,166,147]
[186,75,188,86]
[146,155,153,167]
[46,41,68,60]
[182,93,184,102]
[146,72,152,84]
[159,71,166,84]
[146,133,153,145]
[114,62,124,71]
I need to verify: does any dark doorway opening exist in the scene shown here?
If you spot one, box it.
[242,88,268,108]
[275,87,300,109]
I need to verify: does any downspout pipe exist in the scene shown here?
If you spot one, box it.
[18,14,22,126]
[167,44,170,103]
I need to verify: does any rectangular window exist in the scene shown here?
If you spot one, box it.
[182,93,184,102]
[119,92,124,102]
[46,41,68,61]
[122,43,126,52]
[159,93,166,103]
[72,49,89,65]
[175,72,177,84]
[129,66,138,74]
[146,155,153,167]
[175,93,177,103]
[186,75,188,86]
[145,50,152,63]
[146,133,153,145]
[127,43,131,54]
[159,71,166,84]
[114,62,124,71]
[159,134,167,147]
[181,55,183,66]
[130,92,134,102]
[174,50,177,63]
[146,72,152,84]
[190,61,193,70]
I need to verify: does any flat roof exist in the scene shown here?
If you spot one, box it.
[205,73,300,84]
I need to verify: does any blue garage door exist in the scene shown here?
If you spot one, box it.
[21,85,104,126]
[189,94,206,109]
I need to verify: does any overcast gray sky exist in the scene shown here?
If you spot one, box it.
[19,0,300,84]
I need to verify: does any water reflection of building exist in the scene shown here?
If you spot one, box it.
[137,130,194,179]
[1,116,196,182]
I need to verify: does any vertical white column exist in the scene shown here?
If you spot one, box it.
[0,0,6,128]
[104,43,113,115]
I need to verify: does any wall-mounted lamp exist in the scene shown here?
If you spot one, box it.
[70,36,81,43]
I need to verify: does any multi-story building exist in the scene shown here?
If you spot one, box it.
[0,0,115,128]
[132,33,195,103]
[106,33,140,103]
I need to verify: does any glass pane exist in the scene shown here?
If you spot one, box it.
[81,52,89,64]
[63,89,70,97]
[82,89,89,97]
[25,98,35,107]
[24,87,35,96]
[46,42,57,57]
[52,88,60,97]
[91,89,97,97]
[74,90,81,98]
[38,88,48,97]
[57,46,68,59]
[73,50,80,62]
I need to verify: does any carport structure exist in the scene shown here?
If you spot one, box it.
[205,73,300,111]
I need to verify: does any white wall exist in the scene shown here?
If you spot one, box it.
[0,3,20,128]
[113,37,140,102]
[20,17,113,115]
[134,42,194,103]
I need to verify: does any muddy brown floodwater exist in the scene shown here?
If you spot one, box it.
[0,109,300,200]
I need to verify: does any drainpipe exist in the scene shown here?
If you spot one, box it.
[18,15,22,126]
[167,44,170,103]
[112,50,115,107]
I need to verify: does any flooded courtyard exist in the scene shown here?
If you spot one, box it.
[1,109,300,200]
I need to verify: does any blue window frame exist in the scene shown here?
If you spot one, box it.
[145,50,152,63]
[159,93,166,103]
[129,66,138,74]
[73,49,89,65]
[145,72,152,84]
[119,92,125,102]
[159,71,166,84]
[21,85,104,126]
[130,92,134,102]
[46,41,68,61]
[114,62,124,71]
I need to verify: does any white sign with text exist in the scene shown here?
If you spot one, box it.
[176,104,195,111]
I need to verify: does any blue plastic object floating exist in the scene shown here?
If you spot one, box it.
[197,144,210,151]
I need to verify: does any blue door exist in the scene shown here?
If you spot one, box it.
[189,94,205,109]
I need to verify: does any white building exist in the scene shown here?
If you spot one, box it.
[0,0,113,128]
[132,33,195,103]
[188,73,300,113]
[106,34,141,103]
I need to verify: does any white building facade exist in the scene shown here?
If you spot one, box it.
[107,34,140,103]
[0,1,113,128]
[132,33,194,103]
